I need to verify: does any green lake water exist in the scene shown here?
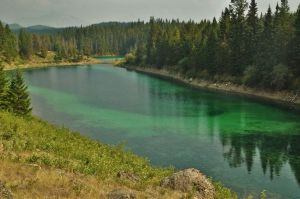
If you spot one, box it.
[23,64,300,199]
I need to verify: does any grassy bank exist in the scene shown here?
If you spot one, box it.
[0,111,239,198]
[3,51,100,71]
[121,65,300,108]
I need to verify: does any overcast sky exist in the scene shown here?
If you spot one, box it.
[0,0,299,27]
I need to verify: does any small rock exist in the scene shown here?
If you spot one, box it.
[0,181,13,199]
[107,189,136,199]
[161,168,214,199]
[117,171,140,182]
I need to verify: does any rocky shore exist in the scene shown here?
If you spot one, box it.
[122,66,300,109]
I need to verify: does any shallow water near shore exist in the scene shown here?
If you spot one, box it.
[24,64,300,199]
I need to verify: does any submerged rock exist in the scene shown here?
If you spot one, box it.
[107,189,136,199]
[0,181,13,199]
[161,168,214,199]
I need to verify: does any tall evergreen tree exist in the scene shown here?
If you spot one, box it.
[18,29,33,59]
[257,6,276,69]
[288,4,300,76]
[217,8,231,73]
[7,70,32,116]
[0,22,18,63]
[146,17,158,65]
[229,0,249,75]
[274,0,292,64]
[0,62,8,110]
[245,0,259,65]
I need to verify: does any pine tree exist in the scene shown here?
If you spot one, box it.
[0,62,8,110]
[205,27,219,75]
[273,0,292,64]
[229,0,249,75]
[135,41,146,65]
[0,22,18,63]
[146,17,157,65]
[217,8,231,74]
[7,70,32,116]
[19,29,33,59]
[245,0,259,65]
[257,6,276,69]
[288,5,300,76]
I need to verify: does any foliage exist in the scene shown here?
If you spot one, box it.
[214,182,238,199]
[243,65,262,87]
[0,22,18,63]
[19,29,33,59]
[124,53,136,65]
[6,70,32,115]
[270,64,291,90]
[0,62,8,109]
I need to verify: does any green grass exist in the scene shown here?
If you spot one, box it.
[0,111,171,186]
[0,111,242,198]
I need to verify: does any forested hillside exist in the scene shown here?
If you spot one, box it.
[127,0,300,91]
[0,21,147,64]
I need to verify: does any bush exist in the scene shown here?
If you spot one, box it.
[125,53,136,65]
[243,65,262,87]
[291,77,300,91]
[270,64,292,90]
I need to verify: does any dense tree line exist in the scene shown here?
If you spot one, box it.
[0,21,148,63]
[58,22,148,56]
[0,63,31,116]
[128,0,300,91]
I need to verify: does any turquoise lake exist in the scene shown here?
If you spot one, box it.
[23,64,300,199]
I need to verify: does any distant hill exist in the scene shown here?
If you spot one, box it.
[26,25,60,33]
[8,23,23,31]
[5,23,60,33]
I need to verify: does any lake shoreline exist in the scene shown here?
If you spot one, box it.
[121,65,300,110]
[3,57,101,71]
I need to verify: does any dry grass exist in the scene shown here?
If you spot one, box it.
[0,160,184,199]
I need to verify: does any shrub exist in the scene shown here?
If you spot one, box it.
[125,53,136,65]
[243,65,262,87]
[270,64,292,90]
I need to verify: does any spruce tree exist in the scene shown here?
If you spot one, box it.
[246,0,259,65]
[257,6,276,69]
[274,0,292,64]
[146,17,157,65]
[0,62,8,110]
[229,0,249,75]
[7,70,32,116]
[18,29,33,59]
[288,5,300,76]
[217,8,231,73]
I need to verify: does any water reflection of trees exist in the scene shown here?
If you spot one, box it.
[221,132,300,185]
